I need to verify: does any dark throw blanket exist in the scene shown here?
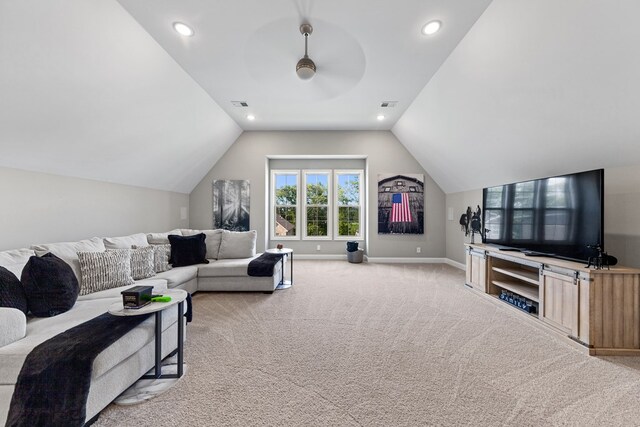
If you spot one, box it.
[248,252,284,277]
[6,312,151,427]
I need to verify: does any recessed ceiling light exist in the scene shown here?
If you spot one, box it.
[247,114,255,121]
[377,114,385,121]
[173,22,194,37]
[422,20,441,36]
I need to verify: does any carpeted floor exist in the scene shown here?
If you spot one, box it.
[94,261,640,426]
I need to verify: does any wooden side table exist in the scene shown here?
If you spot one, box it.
[265,248,293,290]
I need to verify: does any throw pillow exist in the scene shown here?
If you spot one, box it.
[128,246,155,280]
[152,244,172,273]
[30,237,105,288]
[181,229,223,259]
[147,229,182,245]
[0,266,28,315]
[218,230,257,259]
[0,248,36,279]
[103,233,149,250]
[21,253,80,317]
[168,234,209,267]
[77,249,134,296]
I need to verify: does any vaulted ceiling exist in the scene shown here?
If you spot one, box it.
[2,0,640,195]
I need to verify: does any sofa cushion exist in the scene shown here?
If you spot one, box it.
[151,244,172,273]
[146,229,182,245]
[21,253,80,318]
[103,233,149,249]
[182,229,223,260]
[77,250,134,296]
[0,267,27,315]
[168,234,209,267]
[76,279,167,301]
[0,308,26,348]
[198,256,261,277]
[31,238,105,287]
[128,247,155,280]
[0,249,35,279]
[218,230,257,259]
[150,266,198,288]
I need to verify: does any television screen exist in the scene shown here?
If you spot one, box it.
[482,169,604,262]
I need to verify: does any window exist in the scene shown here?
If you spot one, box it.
[271,170,299,239]
[335,170,364,239]
[270,168,364,241]
[303,171,331,239]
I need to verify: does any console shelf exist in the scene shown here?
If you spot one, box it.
[491,279,539,302]
[491,266,539,285]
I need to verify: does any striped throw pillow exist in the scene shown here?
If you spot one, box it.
[77,249,134,296]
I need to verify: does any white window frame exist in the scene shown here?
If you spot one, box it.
[270,169,300,240]
[334,169,365,241]
[302,170,332,240]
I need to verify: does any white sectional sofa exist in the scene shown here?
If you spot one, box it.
[0,229,282,425]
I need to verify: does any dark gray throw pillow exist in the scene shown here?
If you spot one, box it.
[0,266,28,315]
[21,253,80,317]
[168,233,209,267]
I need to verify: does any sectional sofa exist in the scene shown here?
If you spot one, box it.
[0,228,282,425]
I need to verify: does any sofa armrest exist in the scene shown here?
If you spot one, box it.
[0,307,27,348]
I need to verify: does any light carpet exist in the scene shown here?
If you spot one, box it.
[94,261,640,426]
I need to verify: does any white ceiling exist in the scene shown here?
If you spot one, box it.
[116,0,492,131]
[393,0,640,193]
[0,0,241,193]
[4,0,639,196]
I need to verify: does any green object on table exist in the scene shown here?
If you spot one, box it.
[150,296,172,303]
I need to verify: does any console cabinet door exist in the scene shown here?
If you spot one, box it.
[541,270,579,337]
[466,250,487,292]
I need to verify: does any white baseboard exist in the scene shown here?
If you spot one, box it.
[364,257,448,264]
[288,254,466,270]
[294,254,348,260]
[444,258,466,270]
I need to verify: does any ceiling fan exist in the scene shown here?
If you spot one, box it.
[296,23,316,80]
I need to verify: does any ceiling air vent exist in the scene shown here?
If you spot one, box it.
[380,101,398,108]
[231,101,249,107]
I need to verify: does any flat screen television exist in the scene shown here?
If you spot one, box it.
[482,169,604,262]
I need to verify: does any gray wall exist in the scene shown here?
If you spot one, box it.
[190,131,446,258]
[0,166,189,250]
[445,165,640,268]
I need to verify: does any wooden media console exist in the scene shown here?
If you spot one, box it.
[465,243,640,356]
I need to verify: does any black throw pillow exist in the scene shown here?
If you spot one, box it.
[168,233,209,267]
[0,266,28,315]
[21,253,80,317]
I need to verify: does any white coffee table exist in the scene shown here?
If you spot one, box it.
[108,289,187,380]
[265,248,293,290]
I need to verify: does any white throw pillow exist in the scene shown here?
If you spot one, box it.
[31,237,105,286]
[128,246,155,280]
[0,248,36,279]
[77,249,134,296]
[147,229,182,245]
[182,229,223,259]
[152,244,172,273]
[103,233,149,249]
[218,230,257,259]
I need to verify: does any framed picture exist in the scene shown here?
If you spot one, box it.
[378,174,424,234]
[212,180,250,231]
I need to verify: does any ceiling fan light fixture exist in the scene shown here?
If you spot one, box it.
[296,57,316,80]
[296,24,316,80]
